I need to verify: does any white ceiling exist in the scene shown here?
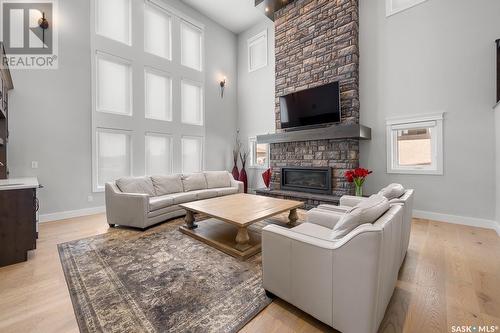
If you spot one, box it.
[181,0,266,34]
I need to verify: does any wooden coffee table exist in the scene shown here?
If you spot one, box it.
[178,193,303,260]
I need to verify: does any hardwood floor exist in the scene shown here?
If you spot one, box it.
[0,214,499,333]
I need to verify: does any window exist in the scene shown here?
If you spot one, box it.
[386,113,443,175]
[249,137,269,168]
[386,0,429,16]
[144,3,171,60]
[96,0,131,45]
[96,129,131,188]
[145,68,172,121]
[182,136,203,173]
[96,53,132,115]
[181,80,203,125]
[145,133,172,175]
[180,21,202,71]
[91,0,205,191]
[248,30,267,72]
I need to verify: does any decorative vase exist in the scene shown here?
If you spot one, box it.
[262,168,272,189]
[355,184,363,197]
[231,165,239,181]
[239,168,248,193]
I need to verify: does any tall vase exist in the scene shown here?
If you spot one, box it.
[355,184,363,197]
[231,165,239,181]
[239,167,248,193]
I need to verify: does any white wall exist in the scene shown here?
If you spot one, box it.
[359,0,500,221]
[8,0,237,215]
[236,19,275,190]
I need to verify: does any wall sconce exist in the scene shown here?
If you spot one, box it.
[38,12,49,47]
[220,77,226,99]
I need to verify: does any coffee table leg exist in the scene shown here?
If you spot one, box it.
[288,208,298,225]
[235,227,250,251]
[184,210,198,229]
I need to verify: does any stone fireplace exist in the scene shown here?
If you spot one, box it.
[256,0,362,208]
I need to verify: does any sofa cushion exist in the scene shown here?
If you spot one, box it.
[148,205,182,218]
[356,194,390,224]
[205,171,231,189]
[182,173,207,192]
[292,223,333,241]
[191,189,218,200]
[378,183,405,200]
[116,177,155,196]
[212,187,238,196]
[330,194,389,240]
[151,174,183,196]
[149,195,175,211]
[168,192,198,205]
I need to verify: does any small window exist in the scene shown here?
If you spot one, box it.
[249,137,269,168]
[145,68,172,121]
[248,30,267,72]
[145,133,172,175]
[181,21,203,71]
[144,3,172,60]
[181,80,203,126]
[96,129,131,188]
[386,113,443,175]
[386,0,429,17]
[96,0,131,45]
[182,136,203,173]
[96,53,132,115]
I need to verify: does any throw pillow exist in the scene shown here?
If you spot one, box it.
[378,183,405,200]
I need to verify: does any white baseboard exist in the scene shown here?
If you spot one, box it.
[413,209,500,236]
[39,206,106,223]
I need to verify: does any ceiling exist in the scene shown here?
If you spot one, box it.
[181,0,266,34]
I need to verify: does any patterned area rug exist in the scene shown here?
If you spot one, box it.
[58,213,302,333]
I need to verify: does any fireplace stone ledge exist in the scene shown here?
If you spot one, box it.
[255,188,340,210]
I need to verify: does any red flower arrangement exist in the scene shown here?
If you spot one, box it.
[345,168,372,196]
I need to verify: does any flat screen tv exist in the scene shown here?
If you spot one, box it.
[279,81,341,130]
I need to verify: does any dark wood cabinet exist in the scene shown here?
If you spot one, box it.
[0,42,14,179]
[0,187,38,267]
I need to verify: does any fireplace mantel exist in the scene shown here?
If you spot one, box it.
[256,123,371,144]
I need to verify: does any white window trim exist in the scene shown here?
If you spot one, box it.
[249,137,270,169]
[95,0,133,46]
[95,51,133,116]
[386,112,444,175]
[145,132,173,176]
[144,2,173,61]
[247,29,268,73]
[181,78,204,126]
[181,135,205,173]
[385,0,429,17]
[144,66,173,122]
[93,127,133,191]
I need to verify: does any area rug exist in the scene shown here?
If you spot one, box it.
[58,213,301,333]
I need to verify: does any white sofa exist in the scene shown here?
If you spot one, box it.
[105,171,244,229]
[262,199,404,333]
[313,184,414,266]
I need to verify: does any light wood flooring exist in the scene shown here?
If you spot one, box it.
[0,214,499,333]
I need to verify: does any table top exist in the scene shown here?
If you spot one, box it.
[179,193,304,227]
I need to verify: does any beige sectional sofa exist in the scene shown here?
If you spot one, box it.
[105,171,244,229]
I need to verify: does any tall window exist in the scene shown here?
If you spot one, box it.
[145,133,172,175]
[249,137,269,168]
[248,30,267,72]
[386,113,444,175]
[91,0,205,191]
[96,129,131,187]
[182,136,203,173]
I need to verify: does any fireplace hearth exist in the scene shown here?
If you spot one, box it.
[281,167,332,195]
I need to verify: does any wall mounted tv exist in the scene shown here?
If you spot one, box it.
[279,81,341,130]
